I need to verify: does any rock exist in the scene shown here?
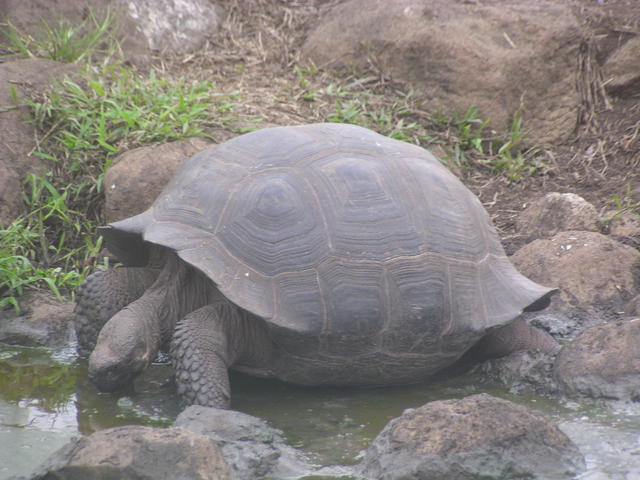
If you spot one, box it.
[606,211,640,250]
[29,425,232,480]
[0,0,224,66]
[0,58,79,226]
[602,35,640,97]
[517,193,600,242]
[625,294,640,316]
[302,0,582,145]
[356,393,585,480]
[0,291,74,347]
[175,406,312,480]
[104,138,213,222]
[530,311,581,339]
[123,0,224,55]
[511,231,640,314]
[554,318,640,402]
[477,350,558,396]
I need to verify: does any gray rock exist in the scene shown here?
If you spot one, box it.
[477,350,558,396]
[123,0,223,54]
[554,318,640,401]
[175,405,313,480]
[29,425,232,480]
[0,291,74,347]
[356,393,585,480]
[517,192,600,242]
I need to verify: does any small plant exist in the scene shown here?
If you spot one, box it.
[486,107,541,182]
[318,78,430,145]
[0,174,103,313]
[603,185,640,223]
[0,8,118,63]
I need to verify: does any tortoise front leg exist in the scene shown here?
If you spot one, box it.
[170,301,272,408]
[74,267,159,357]
[170,304,235,408]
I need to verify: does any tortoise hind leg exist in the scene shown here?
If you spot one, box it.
[74,267,159,356]
[470,317,560,360]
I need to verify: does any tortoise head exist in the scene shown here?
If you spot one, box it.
[88,305,157,392]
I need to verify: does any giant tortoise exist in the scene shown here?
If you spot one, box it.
[75,123,556,408]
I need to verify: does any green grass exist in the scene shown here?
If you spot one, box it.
[311,77,432,144]
[1,18,219,311]
[0,7,117,63]
[28,67,214,187]
[603,185,640,223]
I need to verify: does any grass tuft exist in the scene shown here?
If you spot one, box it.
[0,8,118,63]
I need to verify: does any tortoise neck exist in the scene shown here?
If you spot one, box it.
[149,253,217,343]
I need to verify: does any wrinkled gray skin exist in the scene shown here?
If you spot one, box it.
[76,249,557,409]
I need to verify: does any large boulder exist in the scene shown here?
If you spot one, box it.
[516,192,600,242]
[554,318,640,402]
[356,393,585,480]
[511,230,640,315]
[302,0,582,145]
[602,35,640,97]
[104,138,212,222]
[0,58,79,226]
[29,425,232,480]
[175,406,312,480]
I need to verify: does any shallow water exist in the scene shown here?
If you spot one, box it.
[1,344,639,479]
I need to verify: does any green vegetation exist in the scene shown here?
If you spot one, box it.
[0,20,217,312]
[310,77,432,144]
[0,8,117,63]
[603,185,640,223]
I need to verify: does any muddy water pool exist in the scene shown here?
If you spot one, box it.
[1,343,639,479]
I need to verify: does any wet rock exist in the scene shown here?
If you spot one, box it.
[529,311,581,339]
[477,350,558,396]
[356,393,585,480]
[302,0,581,145]
[554,318,640,402]
[511,230,640,315]
[0,291,74,347]
[0,59,79,226]
[29,425,232,480]
[517,192,600,242]
[602,35,640,97]
[104,138,213,222]
[175,405,312,480]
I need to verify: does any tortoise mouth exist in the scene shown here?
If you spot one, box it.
[88,353,139,392]
[88,344,149,392]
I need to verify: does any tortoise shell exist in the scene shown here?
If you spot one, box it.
[102,123,553,384]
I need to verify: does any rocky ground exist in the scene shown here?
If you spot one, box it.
[1,1,640,479]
